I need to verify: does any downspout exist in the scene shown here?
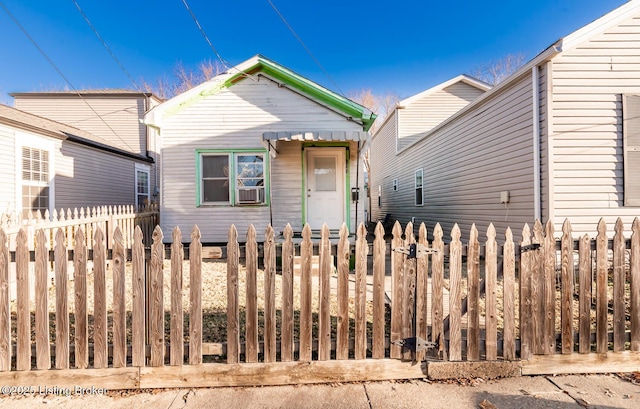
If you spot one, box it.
[268,143,273,228]
[355,141,360,230]
[532,66,542,221]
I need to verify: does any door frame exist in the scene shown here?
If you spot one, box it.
[301,143,350,230]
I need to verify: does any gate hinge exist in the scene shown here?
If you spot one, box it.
[394,243,438,259]
[391,336,437,352]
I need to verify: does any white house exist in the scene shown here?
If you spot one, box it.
[145,55,375,242]
[370,0,640,241]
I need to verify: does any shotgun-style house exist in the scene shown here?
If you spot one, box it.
[370,0,640,240]
[11,90,162,208]
[145,55,375,242]
[0,104,154,219]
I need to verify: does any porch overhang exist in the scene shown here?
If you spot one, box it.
[262,130,371,157]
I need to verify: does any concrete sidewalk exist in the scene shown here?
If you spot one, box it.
[1,374,639,409]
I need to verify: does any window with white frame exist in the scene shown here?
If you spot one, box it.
[21,146,50,218]
[199,151,266,205]
[415,169,423,206]
[392,178,398,191]
[135,164,150,208]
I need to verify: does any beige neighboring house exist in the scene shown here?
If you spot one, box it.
[10,90,162,207]
[0,104,154,219]
[145,55,375,243]
[370,0,640,241]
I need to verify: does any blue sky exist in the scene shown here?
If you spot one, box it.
[0,0,630,105]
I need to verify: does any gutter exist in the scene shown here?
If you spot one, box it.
[532,66,542,221]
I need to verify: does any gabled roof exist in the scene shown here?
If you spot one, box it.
[145,55,376,131]
[0,104,152,162]
[399,74,491,107]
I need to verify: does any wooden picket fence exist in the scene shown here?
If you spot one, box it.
[0,217,639,390]
[0,204,159,250]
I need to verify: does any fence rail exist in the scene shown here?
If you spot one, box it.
[0,217,639,389]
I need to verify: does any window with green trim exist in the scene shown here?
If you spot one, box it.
[199,151,266,205]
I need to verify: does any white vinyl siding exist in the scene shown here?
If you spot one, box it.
[550,14,640,235]
[397,82,486,150]
[0,125,16,214]
[369,110,397,222]
[372,75,535,242]
[159,75,364,242]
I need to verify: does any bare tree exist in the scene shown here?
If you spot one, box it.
[470,52,527,85]
[139,59,225,99]
[348,88,399,135]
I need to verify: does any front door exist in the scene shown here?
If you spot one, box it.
[306,148,345,229]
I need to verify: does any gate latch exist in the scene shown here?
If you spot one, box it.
[521,243,541,253]
[392,337,437,352]
[394,243,438,259]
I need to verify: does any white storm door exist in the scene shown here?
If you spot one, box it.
[306,148,345,229]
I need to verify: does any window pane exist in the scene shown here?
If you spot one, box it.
[203,180,229,202]
[203,155,228,178]
[137,171,149,194]
[314,157,336,191]
[237,178,263,187]
[237,155,264,178]
[416,187,423,205]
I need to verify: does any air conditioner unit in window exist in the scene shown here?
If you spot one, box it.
[238,188,259,204]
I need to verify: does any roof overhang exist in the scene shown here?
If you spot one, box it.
[262,130,371,157]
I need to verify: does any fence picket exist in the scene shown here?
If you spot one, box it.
[579,234,591,354]
[16,228,30,370]
[112,227,126,368]
[149,226,165,367]
[281,224,294,362]
[596,219,608,354]
[531,220,544,355]
[432,224,445,360]
[485,224,497,361]
[93,227,107,369]
[336,223,350,360]
[299,224,313,362]
[449,224,462,361]
[264,225,277,363]
[613,218,626,352]
[54,228,70,369]
[467,224,480,362]
[170,227,184,366]
[74,227,88,369]
[415,223,428,362]
[132,227,146,367]
[373,222,386,359]
[190,226,203,365]
[245,225,258,363]
[390,221,403,359]
[227,225,239,364]
[35,230,50,369]
[561,220,574,355]
[401,222,415,361]
[503,227,515,360]
[543,221,556,355]
[0,230,9,371]
[519,224,532,360]
[632,219,640,351]
[355,223,368,360]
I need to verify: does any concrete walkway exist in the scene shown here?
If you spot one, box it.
[1,374,639,408]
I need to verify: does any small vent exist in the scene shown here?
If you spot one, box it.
[238,188,259,203]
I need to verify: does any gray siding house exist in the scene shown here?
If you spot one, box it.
[370,0,640,240]
[145,55,375,243]
[11,90,162,207]
[0,104,154,219]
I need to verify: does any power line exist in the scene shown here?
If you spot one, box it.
[180,0,256,82]
[266,0,345,96]
[0,0,136,152]
[72,0,139,88]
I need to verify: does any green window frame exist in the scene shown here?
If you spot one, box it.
[196,149,269,207]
